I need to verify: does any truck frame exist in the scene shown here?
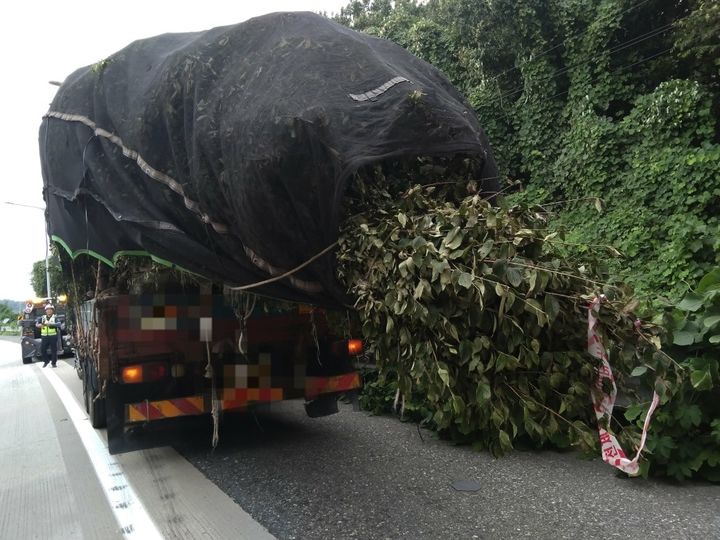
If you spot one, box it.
[74,289,362,454]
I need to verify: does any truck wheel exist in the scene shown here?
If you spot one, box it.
[74,356,84,380]
[82,370,90,413]
[88,390,107,429]
[83,362,107,428]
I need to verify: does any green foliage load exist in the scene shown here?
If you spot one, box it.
[338,163,720,480]
[337,164,686,469]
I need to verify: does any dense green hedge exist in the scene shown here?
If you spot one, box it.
[335,0,719,481]
[642,268,720,481]
[336,0,720,298]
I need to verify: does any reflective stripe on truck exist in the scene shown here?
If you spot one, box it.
[126,389,285,422]
[125,372,362,423]
[127,396,205,422]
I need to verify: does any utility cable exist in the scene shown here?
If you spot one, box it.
[543,46,674,103]
[487,21,675,106]
[484,0,656,85]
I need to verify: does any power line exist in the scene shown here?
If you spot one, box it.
[484,0,656,85]
[490,22,674,105]
[486,21,675,107]
[543,46,674,103]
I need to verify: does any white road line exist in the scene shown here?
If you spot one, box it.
[43,368,164,539]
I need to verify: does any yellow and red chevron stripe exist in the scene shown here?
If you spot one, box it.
[127,396,204,422]
[306,372,362,399]
[126,388,288,422]
[125,372,362,423]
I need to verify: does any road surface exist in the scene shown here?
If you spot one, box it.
[0,337,273,540]
[0,336,718,539]
[177,402,720,539]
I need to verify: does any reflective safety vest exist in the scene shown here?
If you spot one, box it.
[41,315,58,336]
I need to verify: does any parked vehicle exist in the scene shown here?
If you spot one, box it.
[35,11,477,453]
[19,297,73,364]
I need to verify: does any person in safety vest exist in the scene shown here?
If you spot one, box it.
[36,304,60,368]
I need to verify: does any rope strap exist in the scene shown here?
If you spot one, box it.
[229,241,338,291]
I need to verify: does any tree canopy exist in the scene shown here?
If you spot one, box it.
[30,252,68,298]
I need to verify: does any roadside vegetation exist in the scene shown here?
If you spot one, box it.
[0,302,19,335]
[334,0,719,481]
[30,251,68,298]
[27,1,717,481]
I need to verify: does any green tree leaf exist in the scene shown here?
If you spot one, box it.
[630,366,648,377]
[507,267,523,287]
[673,330,697,346]
[677,292,705,312]
[624,404,644,422]
[702,315,720,329]
[690,370,713,391]
[458,272,473,289]
[498,430,512,451]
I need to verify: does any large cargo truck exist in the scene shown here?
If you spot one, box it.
[75,286,362,453]
[39,12,497,452]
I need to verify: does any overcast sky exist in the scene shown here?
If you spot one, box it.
[0,0,349,302]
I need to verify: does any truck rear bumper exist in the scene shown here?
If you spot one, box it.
[124,372,362,423]
[21,338,40,360]
[21,336,70,359]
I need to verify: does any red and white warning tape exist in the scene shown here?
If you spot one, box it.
[588,296,660,476]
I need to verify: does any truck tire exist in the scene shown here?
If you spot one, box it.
[74,356,84,380]
[83,362,107,428]
[88,390,107,429]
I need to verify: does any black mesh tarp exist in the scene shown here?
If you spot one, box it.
[40,11,498,306]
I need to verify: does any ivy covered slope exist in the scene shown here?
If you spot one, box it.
[335,0,720,297]
[640,269,720,481]
[332,1,719,481]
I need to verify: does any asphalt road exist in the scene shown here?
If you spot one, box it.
[176,395,720,539]
[1,335,718,539]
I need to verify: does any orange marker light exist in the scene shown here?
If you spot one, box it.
[122,366,142,384]
[347,339,363,356]
[121,362,167,384]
